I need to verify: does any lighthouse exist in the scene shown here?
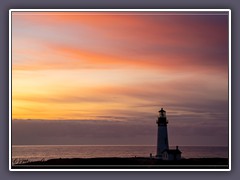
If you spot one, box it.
[156,108,169,158]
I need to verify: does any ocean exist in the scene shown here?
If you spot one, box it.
[12,145,228,164]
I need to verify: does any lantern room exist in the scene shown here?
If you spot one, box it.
[158,108,166,118]
[156,108,168,125]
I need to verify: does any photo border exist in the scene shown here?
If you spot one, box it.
[9,8,231,172]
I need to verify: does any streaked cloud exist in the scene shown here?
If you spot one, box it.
[12,12,228,72]
[11,11,229,146]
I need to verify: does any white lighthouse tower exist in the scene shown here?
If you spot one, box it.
[156,108,169,158]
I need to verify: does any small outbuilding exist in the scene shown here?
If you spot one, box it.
[162,146,182,161]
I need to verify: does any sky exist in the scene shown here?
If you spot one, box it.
[12,11,229,146]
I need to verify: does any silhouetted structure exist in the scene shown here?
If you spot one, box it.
[156,108,181,160]
[156,108,169,158]
[162,146,182,161]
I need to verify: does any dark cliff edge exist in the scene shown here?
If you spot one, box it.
[12,157,229,169]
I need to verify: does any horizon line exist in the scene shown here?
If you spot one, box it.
[12,144,229,147]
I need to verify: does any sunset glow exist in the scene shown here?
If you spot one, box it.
[12,11,228,125]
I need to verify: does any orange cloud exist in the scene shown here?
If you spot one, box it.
[11,11,229,121]
[12,40,228,75]
[12,12,228,74]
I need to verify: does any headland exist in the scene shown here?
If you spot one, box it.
[12,157,228,169]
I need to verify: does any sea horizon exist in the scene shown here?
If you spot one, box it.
[12,144,228,147]
[12,144,229,164]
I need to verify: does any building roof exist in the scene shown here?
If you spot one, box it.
[162,149,182,154]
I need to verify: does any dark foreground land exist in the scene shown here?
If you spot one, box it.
[12,157,229,169]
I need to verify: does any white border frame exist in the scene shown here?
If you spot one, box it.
[9,9,231,172]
